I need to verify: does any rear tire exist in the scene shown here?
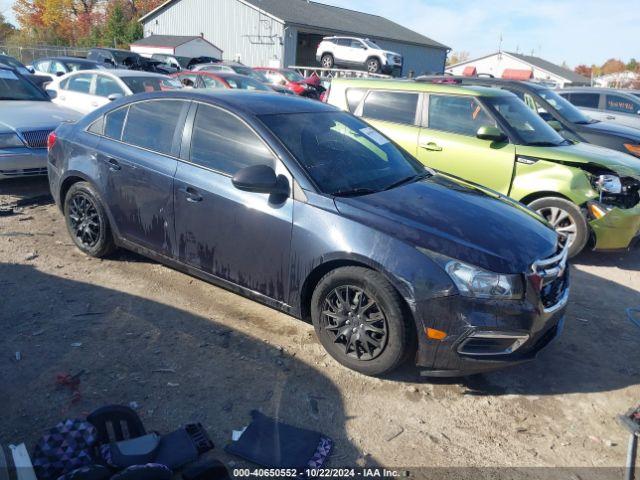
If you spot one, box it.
[321,53,334,69]
[528,197,588,258]
[64,182,115,258]
[311,266,413,376]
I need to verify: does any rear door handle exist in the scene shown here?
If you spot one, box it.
[179,186,203,203]
[420,141,443,152]
[605,115,616,120]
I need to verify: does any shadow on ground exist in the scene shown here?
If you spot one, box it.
[389,247,640,396]
[0,263,362,467]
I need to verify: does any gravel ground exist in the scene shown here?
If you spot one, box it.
[1,177,639,478]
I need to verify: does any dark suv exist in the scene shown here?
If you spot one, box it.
[87,48,175,74]
[47,91,568,377]
[420,76,640,159]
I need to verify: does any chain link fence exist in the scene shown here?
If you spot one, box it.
[0,45,90,64]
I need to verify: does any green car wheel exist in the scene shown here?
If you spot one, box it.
[529,197,588,257]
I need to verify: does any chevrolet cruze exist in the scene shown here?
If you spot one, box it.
[47,91,569,376]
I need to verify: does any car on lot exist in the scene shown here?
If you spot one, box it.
[327,78,640,257]
[557,87,640,130]
[315,36,403,74]
[0,54,51,89]
[425,76,640,159]
[47,69,182,114]
[190,62,295,95]
[0,66,81,179]
[151,54,220,71]
[254,67,323,99]
[87,48,175,74]
[30,56,106,81]
[48,90,568,377]
[171,70,273,92]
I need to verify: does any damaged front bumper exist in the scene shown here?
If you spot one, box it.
[589,201,640,251]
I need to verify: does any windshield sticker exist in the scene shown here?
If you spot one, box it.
[360,127,389,146]
[0,70,18,80]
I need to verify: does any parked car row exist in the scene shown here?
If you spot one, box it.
[3,60,640,378]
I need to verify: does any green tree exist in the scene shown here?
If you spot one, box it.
[627,58,638,72]
[0,12,17,43]
[102,2,127,47]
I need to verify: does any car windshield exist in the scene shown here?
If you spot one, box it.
[236,67,269,83]
[537,88,592,124]
[0,69,48,101]
[363,39,380,49]
[224,76,271,91]
[111,51,139,63]
[121,76,182,93]
[282,70,304,82]
[260,111,428,195]
[0,55,30,75]
[485,95,566,146]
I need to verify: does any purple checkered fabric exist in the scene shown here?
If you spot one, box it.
[32,419,98,480]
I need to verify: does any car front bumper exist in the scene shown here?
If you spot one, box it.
[589,201,640,250]
[414,268,569,377]
[0,148,48,179]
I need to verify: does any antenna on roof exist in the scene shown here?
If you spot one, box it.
[498,33,503,53]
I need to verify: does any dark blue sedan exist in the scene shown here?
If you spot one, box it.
[47,90,569,376]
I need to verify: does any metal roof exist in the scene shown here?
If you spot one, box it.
[131,34,205,48]
[140,0,448,50]
[506,52,590,84]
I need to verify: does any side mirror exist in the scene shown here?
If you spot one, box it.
[107,93,123,101]
[476,126,507,142]
[547,120,563,131]
[46,89,57,99]
[232,164,289,196]
[56,71,64,77]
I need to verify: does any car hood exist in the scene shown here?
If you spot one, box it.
[582,118,640,141]
[0,101,82,132]
[381,50,402,57]
[517,142,640,179]
[334,173,558,274]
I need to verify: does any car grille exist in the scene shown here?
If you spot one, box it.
[531,243,570,311]
[20,129,53,149]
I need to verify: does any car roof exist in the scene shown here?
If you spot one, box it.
[332,77,513,97]
[39,56,96,63]
[65,69,169,78]
[115,90,336,116]
[559,87,638,95]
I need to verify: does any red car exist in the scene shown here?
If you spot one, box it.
[254,67,324,99]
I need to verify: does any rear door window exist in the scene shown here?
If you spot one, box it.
[189,103,274,175]
[66,73,94,93]
[361,91,419,125]
[103,107,128,140]
[95,75,125,97]
[345,88,366,113]
[428,95,495,136]
[569,92,599,109]
[121,100,188,155]
[606,94,640,114]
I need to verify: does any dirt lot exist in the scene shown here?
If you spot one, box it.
[1,177,639,478]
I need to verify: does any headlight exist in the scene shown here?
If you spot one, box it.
[418,248,524,299]
[0,132,25,149]
[596,174,622,194]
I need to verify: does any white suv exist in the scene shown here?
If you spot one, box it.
[315,37,402,74]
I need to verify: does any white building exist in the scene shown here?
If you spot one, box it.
[446,51,590,88]
[130,34,223,59]
[138,0,450,75]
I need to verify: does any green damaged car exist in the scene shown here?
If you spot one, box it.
[327,78,640,257]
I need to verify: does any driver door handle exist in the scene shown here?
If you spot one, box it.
[605,115,616,120]
[104,158,121,171]
[179,186,203,203]
[420,141,443,152]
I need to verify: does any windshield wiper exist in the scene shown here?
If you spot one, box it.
[332,187,378,197]
[384,172,431,191]
[526,141,563,147]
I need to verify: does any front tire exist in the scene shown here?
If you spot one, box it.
[321,54,334,69]
[366,57,381,74]
[528,197,588,257]
[64,182,115,258]
[311,267,413,376]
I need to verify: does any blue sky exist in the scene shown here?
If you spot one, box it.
[2,0,637,67]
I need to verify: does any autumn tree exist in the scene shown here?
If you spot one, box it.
[447,51,470,66]
[601,58,626,75]
[574,64,592,78]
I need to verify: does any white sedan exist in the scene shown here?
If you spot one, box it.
[46,69,182,114]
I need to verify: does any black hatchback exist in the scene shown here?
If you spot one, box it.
[47,90,568,377]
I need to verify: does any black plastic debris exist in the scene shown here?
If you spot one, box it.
[225,410,332,469]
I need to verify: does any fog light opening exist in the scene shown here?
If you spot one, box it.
[457,331,530,356]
